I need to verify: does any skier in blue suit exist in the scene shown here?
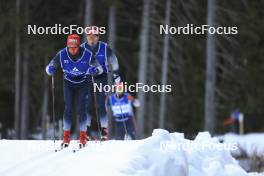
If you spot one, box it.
[81,26,121,140]
[106,83,139,140]
[45,34,97,147]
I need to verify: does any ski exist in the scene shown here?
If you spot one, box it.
[54,143,69,152]
[72,139,106,153]
[72,143,87,153]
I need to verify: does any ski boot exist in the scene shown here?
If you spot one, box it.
[79,131,89,148]
[86,126,95,140]
[61,130,70,148]
[101,127,108,141]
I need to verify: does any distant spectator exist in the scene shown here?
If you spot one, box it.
[223,108,243,133]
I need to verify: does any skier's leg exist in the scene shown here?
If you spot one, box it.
[76,84,90,145]
[95,76,108,139]
[95,76,108,128]
[115,121,124,140]
[76,85,89,132]
[126,118,136,140]
[97,90,108,139]
[97,90,108,127]
[63,82,74,131]
[62,82,74,145]
[86,81,94,136]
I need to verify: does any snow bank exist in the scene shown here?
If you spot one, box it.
[0,130,261,176]
[121,129,248,176]
[223,133,264,158]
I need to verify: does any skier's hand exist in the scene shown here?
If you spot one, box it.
[87,67,100,76]
[113,73,121,84]
[45,65,55,76]
[133,99,140,107]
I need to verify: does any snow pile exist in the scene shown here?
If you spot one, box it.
[121,129,248,176]
[0,129,261,176]
[222,133,264,174]
[223,133,264,158]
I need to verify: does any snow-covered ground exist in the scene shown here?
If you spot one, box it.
[0,129,263,176]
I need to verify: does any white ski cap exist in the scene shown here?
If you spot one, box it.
[85,26,99,35]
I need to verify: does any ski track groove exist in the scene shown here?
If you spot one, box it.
[0,141,105,176]
[0,144,73,176]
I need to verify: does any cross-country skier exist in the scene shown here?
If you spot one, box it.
[45,34,93,147]
[81,26,121,140]
[106,83,139,140]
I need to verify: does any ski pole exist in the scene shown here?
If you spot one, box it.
[91,76,102,140]
[51,75,56,146]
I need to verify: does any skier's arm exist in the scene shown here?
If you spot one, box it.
[107,47,121,84]
[128,94,138,131]
[223,117,235,126]
[45,52,60,76]
[128,94,140,108]
[107,47,119,72]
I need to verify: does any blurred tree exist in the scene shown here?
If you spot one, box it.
[204,0,217,134]
[107,1,118,137]
[14,0,21,139]
[83,0,93,41]
[20,0,30,139]
[159,0,171,129]
[137,0,151,138]
[41,57,49,139]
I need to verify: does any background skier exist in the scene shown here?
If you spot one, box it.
[106,83,139,140]
[81,26,121,140]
